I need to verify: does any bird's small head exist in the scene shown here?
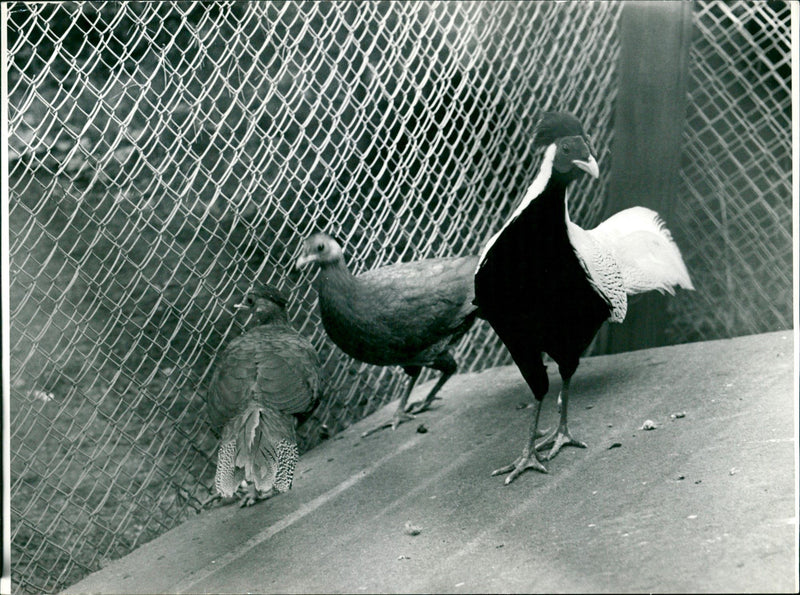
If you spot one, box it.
[235,285,289,324]
[534,111,599,181]
[295,233,345,270]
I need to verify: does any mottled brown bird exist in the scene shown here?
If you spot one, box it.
[206,286,320,506]
[296,233,478,437]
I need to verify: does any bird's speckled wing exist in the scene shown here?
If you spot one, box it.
[567,221,627,323]
[352,255,479,360]
[357,255,478,321]
[206,324,320,430]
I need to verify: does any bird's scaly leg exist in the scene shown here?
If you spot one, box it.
[239,484,279,507]
[203,479,275,509]
[202,492,234,509]
[361,371,419,437]
[492,398,548,484]
[406,353,456,414]
[535,377,587,460]
[405,371,451,414]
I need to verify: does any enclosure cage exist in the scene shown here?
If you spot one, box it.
[4,1,792,593]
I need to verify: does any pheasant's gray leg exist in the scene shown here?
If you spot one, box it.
[491,347,551,484]
[239,484,279,507]
[203,481,253,509]
[361,367,420,437]
[202,493,236,509]
[535,376,587,460]
[492,398,548,483]
[406,352,457,414]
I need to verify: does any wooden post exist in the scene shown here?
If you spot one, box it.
[599,0,693,354]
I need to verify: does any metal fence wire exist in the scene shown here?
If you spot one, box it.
[5,1,791,593]
[668,0,793,343]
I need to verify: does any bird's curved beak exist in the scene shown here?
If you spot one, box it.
[295,253,315,270]
[572,155,599,179]
[233,302,248,311]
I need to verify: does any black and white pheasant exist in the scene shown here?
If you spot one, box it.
[474,112,693,484]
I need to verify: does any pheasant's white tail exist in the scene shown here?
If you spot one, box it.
[214,402,298,497]
[590,207,694,296]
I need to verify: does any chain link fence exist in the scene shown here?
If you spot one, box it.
[5,1,791,593]
[668,0,793,342]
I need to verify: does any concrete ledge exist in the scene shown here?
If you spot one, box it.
[65,331,797,593]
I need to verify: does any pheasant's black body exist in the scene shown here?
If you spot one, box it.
[475,112,693,484]
[475,176,611,371]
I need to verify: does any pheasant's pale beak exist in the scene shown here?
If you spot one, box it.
[573,155,599,179]
[295,253,316,269]
[233,302,248,310]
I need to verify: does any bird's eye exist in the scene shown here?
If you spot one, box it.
[562,143,571,154]
[316,244,324,252]
[246,297,254,305]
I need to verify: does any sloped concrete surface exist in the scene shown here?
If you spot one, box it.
[65,331,797,594]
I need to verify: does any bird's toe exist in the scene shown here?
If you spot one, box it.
[405,401,421,414]
[203,492,243,509]
[390,411,415,430]
[361,411,415,437]
[535,428,559,451]
[492,454,548,483]
[361,422,391,438]
[537,427,587,461]
[405,397,441,414]
[491,462,518,477]
[201,493,223,509]
[237,485,278,507]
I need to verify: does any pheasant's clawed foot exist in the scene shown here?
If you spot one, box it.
[361,410,415,437]
[491,452,548,485]
[535,425,587,461]
[203,481,258,509]
[405,395,442,415]
[202,493,239,509]
[238,485,278,507]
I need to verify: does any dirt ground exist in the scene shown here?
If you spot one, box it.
[65,331,797,594]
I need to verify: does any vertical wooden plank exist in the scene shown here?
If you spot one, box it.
[600,0,693,354]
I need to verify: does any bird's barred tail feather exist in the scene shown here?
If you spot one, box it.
[214,438,244,497]
[214,402,298,497]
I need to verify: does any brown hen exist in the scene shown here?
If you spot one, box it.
[206,286,320,506]
[296,233,478,436]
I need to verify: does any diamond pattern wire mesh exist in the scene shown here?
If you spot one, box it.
[666,0,792,344]
[5,1,792,592]
[7,2,622,592]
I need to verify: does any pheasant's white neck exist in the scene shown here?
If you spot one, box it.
[477,143,557,270]
[510,143,557,221]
